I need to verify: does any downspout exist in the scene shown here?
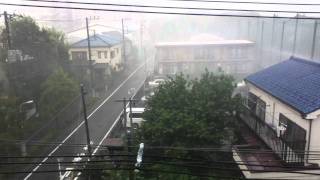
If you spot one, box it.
[306,118,313,163]
[272,102,276,127]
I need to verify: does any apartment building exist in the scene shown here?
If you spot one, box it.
[154,39,255,79]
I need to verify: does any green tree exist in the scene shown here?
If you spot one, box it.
[140,71,239,147]
[9,16,69,69]
[135,71,241,179]
[0,16,70,100]
[39,68,78,119]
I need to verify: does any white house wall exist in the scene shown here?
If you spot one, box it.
[69,44,122,70]
[309,117,320,165]
[247,83,320,166]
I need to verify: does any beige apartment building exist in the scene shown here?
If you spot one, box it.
[154,39,255,79]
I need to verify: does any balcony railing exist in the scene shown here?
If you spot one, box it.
[239,105,306,165]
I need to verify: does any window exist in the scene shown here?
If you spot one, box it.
[256,98,266,121]
[98,51,103,59]
[248,92,258,112]
[71,51,87,60]
[248,92,266,121]
[279,114,306,151]
[194,48,206,59]
[129,113,142,118]
[116,48,119,54]
[104,51,108,58]
[111,51,115,59]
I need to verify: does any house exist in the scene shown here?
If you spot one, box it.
[102,31,132,57]
[154,39,255,79]
[69,33,123,70]
[69,33,125,93]
[234,56,320,179]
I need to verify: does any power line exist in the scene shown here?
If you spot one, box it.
[2,137,320,154]
[2,139,320,156]
[33,18,82,22]
[2,159,320,177]
[1,151,320,171]
[3,156,320,171]
[166,0,320,6]
[0,166,249,179]
[22,0,320,14]
[1,2,320,19]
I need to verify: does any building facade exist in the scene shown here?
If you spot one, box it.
[234,57,320,179]
[69,33,124,94]
[154,40,255,79]
[69,34,123,70]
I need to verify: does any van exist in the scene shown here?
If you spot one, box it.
[125,107,145,128]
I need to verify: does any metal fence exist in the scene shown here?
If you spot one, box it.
[240,105,306,165]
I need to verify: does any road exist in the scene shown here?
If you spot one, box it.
[23,62,147,180]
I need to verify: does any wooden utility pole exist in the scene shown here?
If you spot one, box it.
[3,11,11,49]
[86,17,95,96]
[80,84,92,156]
[115,97,137,180]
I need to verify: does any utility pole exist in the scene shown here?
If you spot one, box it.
[311,20,318,60]
[259,20,265,69]
[116,97,137,180]
[247,20,251,40]
[4,11,11,49]
[292,14,299,55]
[86,18,95,96]
[279,21,286,61]
[270,14,276,63]
[122,19,126,65]
[80,84,92,156]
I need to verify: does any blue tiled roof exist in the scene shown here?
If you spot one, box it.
[246,57,320,115]
[71,34,122,48]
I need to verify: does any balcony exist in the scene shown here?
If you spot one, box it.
[238,104,306,165]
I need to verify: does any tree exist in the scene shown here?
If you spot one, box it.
[135,71,242,179]
[39,68,79,119]
[9,16,69,69]
[0,16,70,100]
[140,71,239,147]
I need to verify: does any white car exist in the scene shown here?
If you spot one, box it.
[125,107,145,128]
[141,92,155,102]
[148,79,165,88]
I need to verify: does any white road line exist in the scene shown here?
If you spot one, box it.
[71,73,146,180]
[24,63,145,180]
[92,79,146,155]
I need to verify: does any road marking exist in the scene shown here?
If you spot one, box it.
[24,63,145,180]
[92,79,146,155]
[73,75,146,180]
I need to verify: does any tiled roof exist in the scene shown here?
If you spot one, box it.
[246,56,320,115]
[71,34,122,48]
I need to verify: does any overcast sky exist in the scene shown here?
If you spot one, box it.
[1,0,320,32]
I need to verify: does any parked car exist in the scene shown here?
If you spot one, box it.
[148,78,165,88]
[125,107,145,129]
[141,92,154,102]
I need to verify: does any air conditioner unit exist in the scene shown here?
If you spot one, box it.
[276,125,287,137]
